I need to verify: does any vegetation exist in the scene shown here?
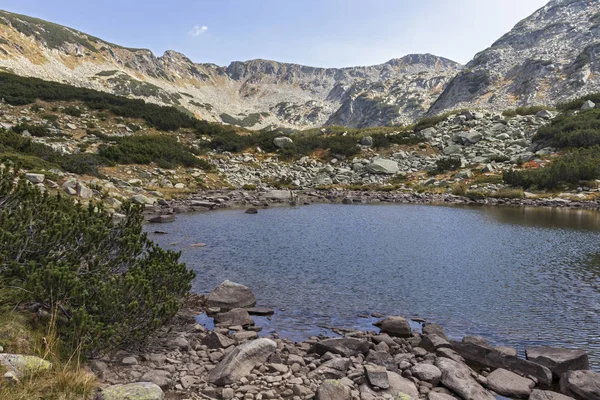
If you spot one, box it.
[557,93,600,111]
[429,157,461,175]
[533,109,600,148]
[502,105,550,117]
[503,147,600,189]
[451,183,468,196]
[0,168,195,355]
[220,112,269,128]
[62,106,82,117]
[488,188,524,199]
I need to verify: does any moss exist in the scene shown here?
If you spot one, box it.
[95,70,119,77]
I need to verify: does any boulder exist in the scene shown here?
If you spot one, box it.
[24,173,45,184]
[559,370,600,400]
[418,127,437,139]
[364,363,389,389]
[147,215,175,223]
[139,370,171,389]
[452,339,553,388]
[77,183,93,199]
[374,316,411,337]
[463,130,483,144]
[360,136,373,146]
[131,194,155,205]
[443,145,462,155]
[536,110,553,119]
[0,354,52,377]
[244,207,258,214]
[206,280,257,310]
[264,190,292,200]
[526,347,589,378]
[97,382,164,400]
[207,338,276,386]
[310,338,370,357]
[201,332,235,349]
[427,393,457,400]
[486,368,535,398]
[581,100,596,111]
[420,334,451,352]
[366,158,399,174]
[434,357,495,400]
[411,363,442,386]
[359,371,419,399]
[422,323,447,339]
[213,308,254,327]
[273,136,294,149]
[317,380,351,400]
[308,357,351,380]
[529,389,576,400]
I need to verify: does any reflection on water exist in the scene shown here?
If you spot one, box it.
[147,204,600,370]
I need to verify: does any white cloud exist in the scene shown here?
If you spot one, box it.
[189,25,208,37]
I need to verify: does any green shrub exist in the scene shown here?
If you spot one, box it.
[62,106,82,117]
[502,105,550,117]
[451,183,468,196]
[533,109,600,148]
[42,114,58,122]
[489,188,524,199]
[0,169,195,354]
[429,157,462,175]
[503,146,600,189]
[13,123,53,137]
[242,184,257,190]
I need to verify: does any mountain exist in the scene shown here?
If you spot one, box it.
[429,0,600,114]
[0,10,460,129]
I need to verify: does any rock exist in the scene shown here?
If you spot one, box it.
[77,183,93,199]
[139,370,171,389]
[581,100,596,110]
[273,136,294,149]
[366,158,399,174]
[411,364,442,386]
[309,337,370,357]
[316,380,351,400]
[486,368,535,398]
[206,280,257,310]
[202,332,235,349]
[214,308,254,327]
[422,323,447,339]
[0,354,52,377]
[360,136,373,146]
[427,393,456,400]
[24,173,45,184]
[536,110,553,119]
[374,316,411,337]
[245,207,258,214]
[443,144,461,155]
[359,371,419,399]
[418,127,437,139]
[420,334,451,352]
[559,370,600,400]
[169,336,189,350]
[147,215,175,223]
[529,389,576,400]
[246,307,274,316]
[131,194,155,205]
[365,363,389,389]
[121,356,138,366]
[66,123,78,130]
[308,357,351,380]
[464,129,482,144]
[207,338,276,386]
[494,346,517,357]
[264,190,292,200]
[434,357,495,400]
[452,339,553,388]
[97,382,164,400]
[526,347,589,378]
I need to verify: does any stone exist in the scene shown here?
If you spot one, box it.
[434,357,495,400]
[207,338,276,386]
[486,368,535,398]
[452,339,553,388]
[526,347,589,378]
[97,382,164,400]
[427,392,456,400]
[24,173,45,184]
[206,280,257,310]
[529,389,575,400]
[365,363,389,389]
[359,371,419,399]
[308,358,351,380]
[77,183,93,199]
[366,158,399,174]
[411,364,441,386]
[420,334,451,352]
[374,316,411,337]
[0,354,52,377]
[317,380,351,400]
[264,190,292,200]
[170,336,189,350]
[121,356,138,366]
[273,136,294,149]
[443,145,461,155]
[245,207,258,214]
[246,307,274,316]
[360,136,373,146]
[418,127,437,139]
[559,370,600,400]
[147,215,175,223]
[202,332,236,349]
[139,370,171,389]
[422,323,447,339]
[536,110,553,119]
[464,129,482,144]
[131,194,155,205]
[581,100,596,110]
[214,308,254,327]
[309,338,370,357]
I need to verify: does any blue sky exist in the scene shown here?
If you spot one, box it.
[2,0,549,67]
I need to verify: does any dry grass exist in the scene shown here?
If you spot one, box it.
[451,183,468,196]
[488,188,525,199]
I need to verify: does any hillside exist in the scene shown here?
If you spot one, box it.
[0,10,460,129]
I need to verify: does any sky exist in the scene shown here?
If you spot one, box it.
[1,0,549,68]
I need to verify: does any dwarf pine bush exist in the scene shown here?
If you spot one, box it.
[0,168,195,355]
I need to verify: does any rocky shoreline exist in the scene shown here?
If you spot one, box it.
[83,280,598,400]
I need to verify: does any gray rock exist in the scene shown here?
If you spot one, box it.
[206,280,257,310]
[207,338,276,386]
[77,183,93,199]
[420,334,451,352]
[202,332,235,349]
[464,130,482,144]
[264,190,292,200]
[273,136,294,149]
[139,370,171,389]
[24,173,45,184]
[308,357,351,379]
[411,363,442,386]
[427,392,456,400]
[374,316,411,337]
[526,347,589,378]
[0,354,52,377]
[131,194,155,205]
[419,127,437,139]
[147,215,175,223]
[529,389,576,400]
[360,136,373,146]
[366,158,399,174]
[443,145,462,155]
[559,370,600,400]
[359,371,419,399]
[317,380,351,400]
[97,382,164,400]
[581,100,596,111]
[365,363,389,389]
[536,110,553,119]
[422,323,447,339]
[486,368,535,398]
[214,308,254,327]
[434,357,495,400]
[310,338,370,357]
[121,356,138,366]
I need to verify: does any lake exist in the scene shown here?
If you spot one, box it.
[147,204,600,369]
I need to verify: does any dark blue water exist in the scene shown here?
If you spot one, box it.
[147,204,600,369]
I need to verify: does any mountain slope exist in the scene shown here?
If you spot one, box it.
[429,0,600,115]
[0,10,461,129]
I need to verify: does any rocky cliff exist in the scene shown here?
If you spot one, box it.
[429,0,600,114]
[0,10,460,129]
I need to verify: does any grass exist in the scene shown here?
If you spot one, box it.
[488,188,524,199]
[451,183,468,196]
